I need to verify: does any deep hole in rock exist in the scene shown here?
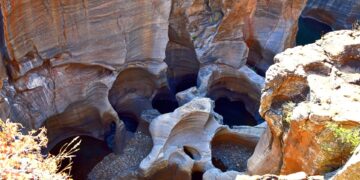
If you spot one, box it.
[118,114,139,133]
[152,88,179,114]
[104,122,117,149]
[183,146,201,160]
[168,75,198,94]
[214,97,259,127]
[50,136,112,180]
[191,171,204,180]
[211,132,256,172]
[247,64,266,77]
[296,16,332,45]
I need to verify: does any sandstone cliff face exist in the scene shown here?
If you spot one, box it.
[0,0,171,149]
[181,0,306,72]
[303,0,360,29]
[0,0,307,150]
[248,30,360,175]
[247,0,307,73]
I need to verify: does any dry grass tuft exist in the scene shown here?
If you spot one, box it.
[0,119,81,179]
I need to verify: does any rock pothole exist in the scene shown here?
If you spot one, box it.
[214,97,259,127]
[152,87,179,114]
[211,130,256,172]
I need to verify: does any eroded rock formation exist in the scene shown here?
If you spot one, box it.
[90,97,262,179]
[0,0,171,150]
[248,30,360,175]
[0,0,359,179]
[182,0,307,73]
[302,0,360,30]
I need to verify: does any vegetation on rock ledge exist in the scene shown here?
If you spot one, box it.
[0,120,80,179]
[326,123,360,151]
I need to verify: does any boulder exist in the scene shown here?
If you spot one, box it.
[248,30,360,175]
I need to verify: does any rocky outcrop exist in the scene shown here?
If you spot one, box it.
[248,30,360,175]
[302,0,360,30]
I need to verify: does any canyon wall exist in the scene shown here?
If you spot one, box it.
[0,0,358,179]
[0,0,307,151]
[0,0,171,149]
[303,0,360,29]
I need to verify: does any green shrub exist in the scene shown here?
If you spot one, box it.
[326,123,360,151]
[282,102,296,124]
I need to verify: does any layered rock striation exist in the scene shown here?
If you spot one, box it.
[0,0,171,149]
[302,0,360,30]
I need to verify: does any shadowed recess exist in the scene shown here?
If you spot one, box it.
[296,17,332,45]
[214,97,258,127]
[152,88,179,114]
[168,75,198,94]
[183,146,201,160]
[191,171,204,180]
[118,113,139,133]
[50,136,112,180]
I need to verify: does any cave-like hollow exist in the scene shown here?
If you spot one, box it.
[214,97,259,127]
[296,16,332,46]
[211,130,257,172]
[206,75,265,128]
[108,68,158,133]
[151,87,179,114]
[50,136,112,180]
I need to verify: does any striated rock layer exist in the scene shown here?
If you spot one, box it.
[0,0,171,150]
[248,30,360,175]
[302,0,360,30]
[182,0,306,73]
[0,0,306,151]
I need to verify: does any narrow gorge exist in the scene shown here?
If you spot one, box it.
[0,0,359,180]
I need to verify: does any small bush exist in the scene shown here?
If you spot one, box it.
[0,119,80,179]
[282,102,296,124]
[326,123,360,151]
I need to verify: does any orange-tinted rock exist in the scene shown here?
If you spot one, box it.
[333,145,360,180]
[248,30,360,175]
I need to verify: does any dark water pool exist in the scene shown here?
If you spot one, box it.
[296,17,332,45]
